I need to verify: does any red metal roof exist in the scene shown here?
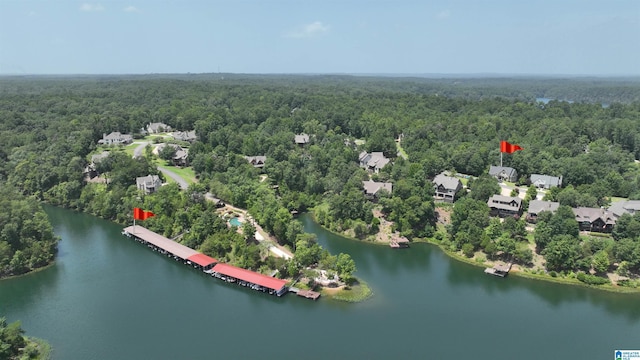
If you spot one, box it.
[187,253,217,267]
[212,263,287,291]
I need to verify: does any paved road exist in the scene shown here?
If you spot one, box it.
[158,166,189,190]
[132,141,150,158]
[131,142,190,190]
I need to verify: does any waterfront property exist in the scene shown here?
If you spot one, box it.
[136,175,163,194]
[572,207,616,233]
[608,200,640,220]
[484,263,512,277]
[432,172,462,203]
[209,263,288,296]
[390,238,409,248]
[362,179,393,199]
[487,194,522,217]
[122,225,217,270]
[526,200,560,223]
[122,225,288,297]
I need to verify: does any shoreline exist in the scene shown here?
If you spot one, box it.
[319,280,373,303]
[0,261,56,282]
[309,211,640,294]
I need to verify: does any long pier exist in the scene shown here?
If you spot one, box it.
[122,225,290,297]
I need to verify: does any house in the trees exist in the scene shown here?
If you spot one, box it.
[608,200,640,220]
[84,151,110,178]
[136,175,162,194]
[244,155,266,169]
[294,133,310,146]
[98,132,133,145]
[488,166,518,182]
[530,174,563,189]
[487,195,522,217]
[359,151,390,173]
[147,122,172,134]
[572,207,616,233]
[432,173,462,203]
[170,130,197,143]
[154,143,189,167]
[362,180,392,199]
[526,200,560,223]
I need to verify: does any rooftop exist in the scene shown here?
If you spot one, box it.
[212,263,287,291]
[123,225,199,260]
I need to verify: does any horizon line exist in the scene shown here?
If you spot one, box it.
[1,72,639,79]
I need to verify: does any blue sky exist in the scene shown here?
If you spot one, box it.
[0,0,638,75]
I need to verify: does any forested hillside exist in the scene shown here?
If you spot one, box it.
[1,74,640,284]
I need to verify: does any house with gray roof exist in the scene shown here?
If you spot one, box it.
[572,207,616,233]
[526,200,560,223]
[294,133,310,145]
[84,151,110,178]
[488,166,518,182]
[245,155,266,168]
[433,173,462,203]
[530,174,562,189]
[359,151,391,173]
[146,122,172,134]
[362,180,393,199]
[136,175,162,194]
[170,130,197,143]
[153,143,189,167]
[487,195,522,217]
[98,132,133,145]
[607,200,640,220]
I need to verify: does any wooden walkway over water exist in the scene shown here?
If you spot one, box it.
[484,263,512,277]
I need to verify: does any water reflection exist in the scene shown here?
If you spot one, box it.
[302,213,640,321]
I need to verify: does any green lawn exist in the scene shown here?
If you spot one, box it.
[157,165,197,184]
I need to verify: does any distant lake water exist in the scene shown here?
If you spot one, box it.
[1,207,639,359]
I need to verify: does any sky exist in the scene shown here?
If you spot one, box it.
[0,0,638,75]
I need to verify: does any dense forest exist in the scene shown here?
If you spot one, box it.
[0,187,58,277]
[1,74,640,286]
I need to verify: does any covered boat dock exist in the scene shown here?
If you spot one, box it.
[210,263,288,296]
[122,225,217,270]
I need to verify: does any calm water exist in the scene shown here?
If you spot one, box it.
[1,207,639,359]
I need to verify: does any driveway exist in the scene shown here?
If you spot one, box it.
[157,166,189,190]
[132,141,150,158]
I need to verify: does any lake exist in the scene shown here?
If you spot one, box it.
[1,207,639,359]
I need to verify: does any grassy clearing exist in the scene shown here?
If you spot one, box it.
[161,166,197,184]
[396,141,408,159]
[322,280,373,302]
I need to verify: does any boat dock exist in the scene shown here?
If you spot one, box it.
[484,263,512,277]
[289,287,321,300]
[122,225,289,297]
[390,238,410,248]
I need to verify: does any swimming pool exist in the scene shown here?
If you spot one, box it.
[229,217,243,227]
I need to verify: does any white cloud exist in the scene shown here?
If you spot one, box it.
[286,21,330,38]
[80,3,105,12]
[123,5,139,13]
[437,10,450,19]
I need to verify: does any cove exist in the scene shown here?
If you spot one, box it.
[0,207,639,359]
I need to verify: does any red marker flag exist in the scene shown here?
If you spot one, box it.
[500,141,523,154]
[133,208,155,220]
